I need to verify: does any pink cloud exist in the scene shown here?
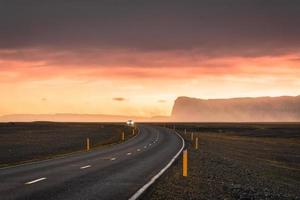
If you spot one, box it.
[1,48,300,83]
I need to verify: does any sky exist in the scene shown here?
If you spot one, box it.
[1,0,300,117]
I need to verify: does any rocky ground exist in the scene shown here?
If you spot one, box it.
[143,124,300,200]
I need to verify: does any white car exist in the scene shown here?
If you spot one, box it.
[126,120,134,126]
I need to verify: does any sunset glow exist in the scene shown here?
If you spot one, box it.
[1,1,300,119]
[1,48,300,117]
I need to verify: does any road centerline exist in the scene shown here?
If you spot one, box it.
[1,125,183,200]
[80,165,91,169]
[25,177,47,185]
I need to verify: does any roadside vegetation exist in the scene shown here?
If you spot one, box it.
[0,122,135,167]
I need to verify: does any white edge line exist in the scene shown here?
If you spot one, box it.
[128,128,185,200]
[25,177,47,185]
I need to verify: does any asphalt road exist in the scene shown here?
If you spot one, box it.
[0,125,183,200]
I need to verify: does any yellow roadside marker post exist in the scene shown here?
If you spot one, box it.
[183,149,188,177]
[132,128,135,135]
[195,137,199,150]
[86,138,90,151]
[122,131,125,141]
[191,132,194,141]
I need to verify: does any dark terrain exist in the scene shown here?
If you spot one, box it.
[0,122,134,167]
[144,123,300,200]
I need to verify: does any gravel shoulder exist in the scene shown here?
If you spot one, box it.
[143,124,300,200]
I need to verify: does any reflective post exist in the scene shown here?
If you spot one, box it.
[86,138,90,151]
[122,131,125,141]
[183,149,188,177]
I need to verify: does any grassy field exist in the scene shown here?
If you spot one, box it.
[143,123,300,200]
[0,122,135,167]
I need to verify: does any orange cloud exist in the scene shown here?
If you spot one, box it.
[1,48,300,117]
[1,50,299,81]
[113,97,126,101]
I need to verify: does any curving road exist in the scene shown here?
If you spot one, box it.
[0,125,184,200]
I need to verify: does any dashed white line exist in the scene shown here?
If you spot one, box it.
[80,165,91,169]
[144,146,147,148]
[137,149,141,152]
[127,152,132,155]
[110,157,116,161]
[25,177,47,185]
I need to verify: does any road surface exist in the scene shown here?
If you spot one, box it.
[0,125,184,200]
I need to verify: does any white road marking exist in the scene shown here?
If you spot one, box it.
[129,130,185,200]
[144,146,147,148]
[80,165,91,169]
[25,177,47,185]
[149,144,152,146]
[110,157,116,161]
[137,149,141,152]
[127,152,132,155]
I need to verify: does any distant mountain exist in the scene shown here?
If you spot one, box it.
[0,113,159,122]
[0,113,170,123]
[171,96,300,122]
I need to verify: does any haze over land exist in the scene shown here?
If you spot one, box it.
[0,113,167,122]
[1,95,300,122]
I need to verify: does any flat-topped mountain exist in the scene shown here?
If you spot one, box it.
[171,96,300,122]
